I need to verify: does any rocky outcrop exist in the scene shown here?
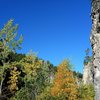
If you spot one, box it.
[90,0,100,100]
[83,61,93,84]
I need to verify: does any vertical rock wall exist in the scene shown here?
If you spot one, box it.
[90,0,100,99]
[83,62,93,84]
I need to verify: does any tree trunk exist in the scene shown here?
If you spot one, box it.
[0,79,3,96]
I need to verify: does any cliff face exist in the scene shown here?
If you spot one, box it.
[90,0,100,99]
[83,62,93,84]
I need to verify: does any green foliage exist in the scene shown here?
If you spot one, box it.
[10,87,33,100]
[8,52,25,62]
[73,71,83,79]
[0,20,95,100]
[84,48,92,65]
[10,52,51,99]
[78,84,95,100]
[84,56,92,65]
[0,19,23,95]
[33,86,53,100]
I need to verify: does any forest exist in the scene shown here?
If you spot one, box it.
[0,20,95,100]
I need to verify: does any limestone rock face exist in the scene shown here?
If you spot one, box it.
[83,62,93,84]
[90,0,100,100]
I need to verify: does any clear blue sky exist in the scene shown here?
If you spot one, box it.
[0,0,92,72]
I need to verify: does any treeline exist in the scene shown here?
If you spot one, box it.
[0,20,94,100]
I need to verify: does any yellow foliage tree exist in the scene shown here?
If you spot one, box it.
[8,64,20,93]
[21,54,42,82]
[51,60,78,100]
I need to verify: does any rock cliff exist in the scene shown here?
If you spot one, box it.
[83,61,93,84]
[90,0,100,99]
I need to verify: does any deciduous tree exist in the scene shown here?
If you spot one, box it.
[7,65,20,93]
[0,20,23,95]
[51,60,78,100]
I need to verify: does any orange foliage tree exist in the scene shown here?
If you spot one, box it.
[51,60,78,100]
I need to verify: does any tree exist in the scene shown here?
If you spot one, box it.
[36,86,54,100]
[84,48,92,65]
[78,84,95,100]
[51,60,78,100]
[11,52,50,100]
[0,20,23,95]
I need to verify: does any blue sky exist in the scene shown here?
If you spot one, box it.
[0,0,92,72]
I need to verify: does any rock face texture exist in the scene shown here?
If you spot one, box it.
[90,0,100,99]
[83,62,93,84]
